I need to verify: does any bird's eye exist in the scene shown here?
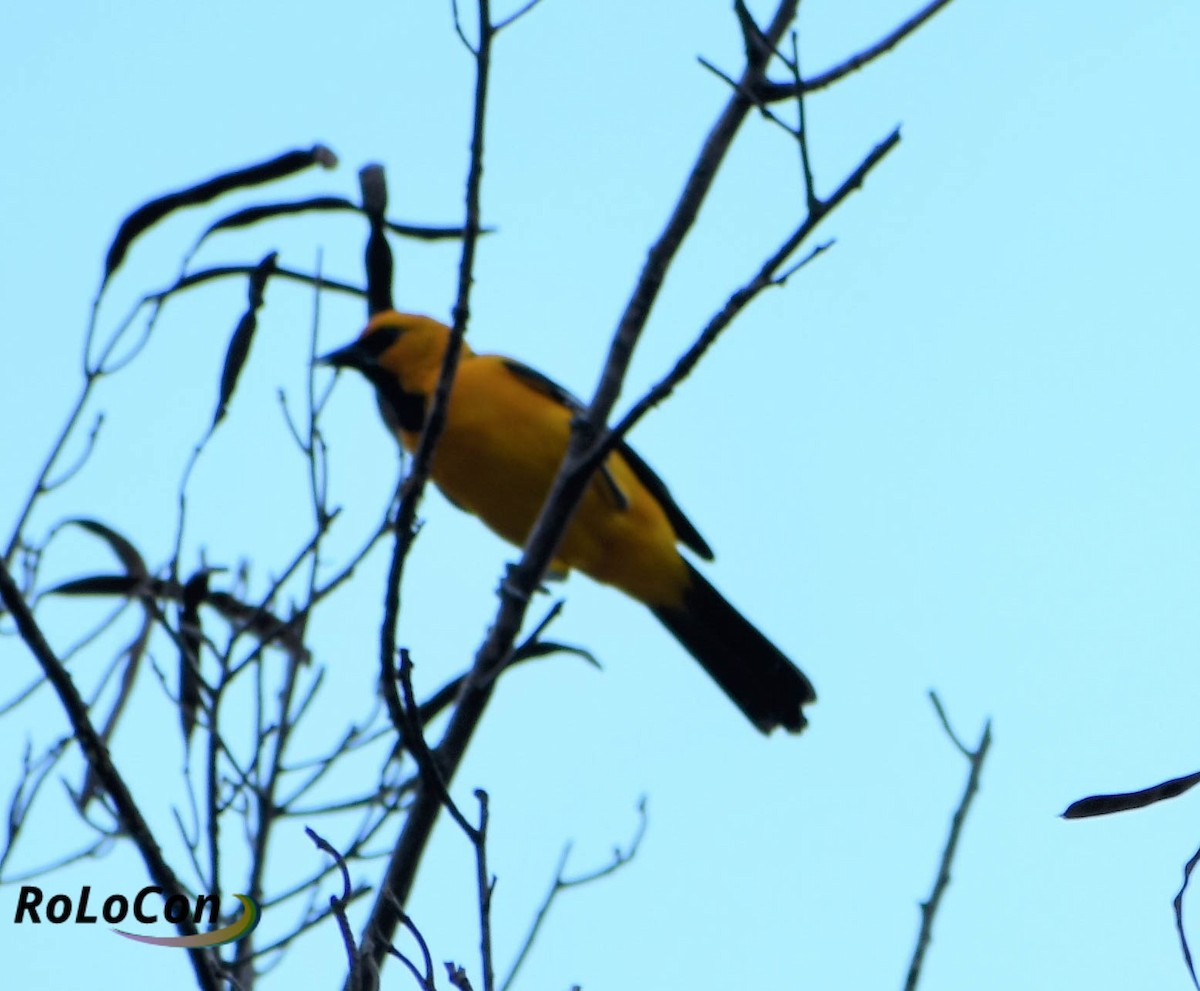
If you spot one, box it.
[359,325,401,358]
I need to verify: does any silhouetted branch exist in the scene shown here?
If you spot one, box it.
[306,827,361,971]
[388,900,437,989]
[352,0,502,975]
[0,560,223,991]
[492,0,545,33]
[903,693,991,991]
[474,791,496,991]
[1176,846,1200,991]
[601,126,899,459]
[502,798,647,991]
[762,0,957,97]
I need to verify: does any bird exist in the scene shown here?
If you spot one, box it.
[320,310,816,734]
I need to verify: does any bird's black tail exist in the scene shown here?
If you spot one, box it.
[650,560,816,734]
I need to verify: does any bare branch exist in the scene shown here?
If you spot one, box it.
[450,0,477,53]
[903,694,991,991]
[396,650,478,840]
[0,737,73,878]
[602,127,899,456]
[788,32,817,211]
[0,560,223,991]
[250,883,370,961]
[446,962,476,991]
[306,826,360,972]
[928,690,973,758]
[353,0,500,974]
[765,0,958,98]
[3,388,92,569]
[474,790,496,991]
[1175,845,1200,991]
[493,0,546,33]
[42,413,104,491]
[696,57,795,137]
[501,798,647,991]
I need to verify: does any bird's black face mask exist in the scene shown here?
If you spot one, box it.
[318,329,426,433]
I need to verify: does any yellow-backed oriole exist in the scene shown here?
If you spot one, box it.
[321,310,816,733]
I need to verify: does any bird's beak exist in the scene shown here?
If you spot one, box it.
[316,340,367,370]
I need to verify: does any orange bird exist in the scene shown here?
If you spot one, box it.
[321,311,816,733]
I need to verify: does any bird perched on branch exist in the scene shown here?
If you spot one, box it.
[321,310,816,734]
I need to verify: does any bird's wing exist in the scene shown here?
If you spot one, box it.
[501,358,715,561]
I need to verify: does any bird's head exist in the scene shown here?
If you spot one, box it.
[319,310,466,434]
[318,310,457,377]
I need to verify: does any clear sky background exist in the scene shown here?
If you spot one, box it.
[3,1,1200,989]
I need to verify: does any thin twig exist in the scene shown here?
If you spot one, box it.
[0,737,74,878]
[501,798,647,991]
[249,883,371,960]
[696,57,795,136]
[307,828,361,972]
[396,649,478,840]
[493,0,545,33]
[789,32,817,211]
[450,0,476,53]
[1174,845,1200,991]
[928,690,972,758]
[903,693,991,991]
[446,962,475,991]
[0,561,222,991]
[389,895,437,989]
[42,414,104,491]
[600,127,899,457]
[388,942,432,990]
[3,388,92,569]
[767,0,958,97]
[352,0,498,976]
[475,790,496,991]
[233,635,310,980]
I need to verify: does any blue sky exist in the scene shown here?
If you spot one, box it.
[3,1,1200,988]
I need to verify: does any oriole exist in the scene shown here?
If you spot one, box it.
[321,311,816,733]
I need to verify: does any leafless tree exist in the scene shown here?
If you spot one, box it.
[0,3,985,989]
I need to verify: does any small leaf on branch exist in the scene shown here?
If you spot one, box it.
[197,196,477,243]
[213,252,278,428]
[61,518,149,578]
[1063,769,1200,819]
[360,164,394,315]
[510,639,600,668]
[103,144,335,284]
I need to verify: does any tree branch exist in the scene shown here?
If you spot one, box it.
[0,561,223,991]
[903,693,991,991]
[763,0,957,98]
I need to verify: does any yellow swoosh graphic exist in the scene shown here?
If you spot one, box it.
[113,894,259,948]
